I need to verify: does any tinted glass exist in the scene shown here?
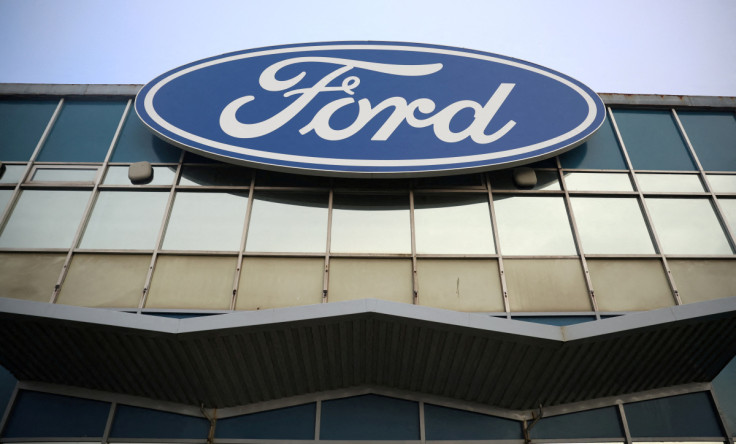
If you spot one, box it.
[624,392,724,438]
[564,172,633,191]
[3,391,109,438]
[331,194,410,253]
[713,356,736,437]
[111,111,181,162]
[514,316,596,326]
[493,196,577,255]
[163,191,248,251]
[560,116,627,169]
[0,365,17,421]
[0,100,57,161]
[110,404,209,438]
[414,194,495,254]
[614,109,696,171]
[103,165,176,185]
[0,190,90,248]
[678,111,736,171]
[80,191,169,249]
[531,406,624,439]
[179,165,251,186]
[37,101,126,162]
[245,192,328,253]
[637,173,704,192]
[646,198,732,254]
[571,197,655,254]
[31,167,98,182]
[320,395,419,440]
[489,169,560,190]
[424,404,522,440]
[0,164,26,183]
[216,404,316,439]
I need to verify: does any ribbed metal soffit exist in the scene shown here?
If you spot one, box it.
[1,297,735,411]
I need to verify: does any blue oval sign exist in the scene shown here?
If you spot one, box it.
[136,42,605,177]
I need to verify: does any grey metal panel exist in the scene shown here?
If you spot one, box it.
[0,297,736,410]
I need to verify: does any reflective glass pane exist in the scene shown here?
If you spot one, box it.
[80,191,169,250]
[320,395,419,440]
[564,172,633,191]
[0,164,26,183]
[179,165,251,186]
[147,255,235,309]
[37,101,126,162]
[713,356,736,437]
[614,109,696,171]
[637,173,704,192]
[31,167,97,182]
[328,258,413,303]
[58,254,149,307]
[245,192,327,253]
[0,190,90,248]
[110,404,208,439]
[103,165,176,185]
[0,100,57,161]
[514,316,596,326]
[489,169,560,190]
[646,198,732,254]
[505,259,590,311]
[0,365,17,422]
[624,392,724,438]
[111,111,181,162]
[571,197,655,254]
[163,192,248,251]
[414,194,494,254]
[709,174,736,193]
[721,198,736,233]
[424,404,522,440]
[678,111,736,172]
[560,117,627,169]
[0,253,66,302]
[416,259,503,311]
[531,406,624,439]
[237,257,324,309]
[493,196,577,255]
[331,194,410,253]
[0,189,11,216]
[216,404,316,439]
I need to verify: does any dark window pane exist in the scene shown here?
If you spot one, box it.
[679,111,736,172]
[110,404,209,438]
[320,394,419,440]
[514,316,596,326]
[0,100,57,161]
[424,404,522,440]
[531,406,624,439]
[2,390,109,438]
[216,403,315,439]
[560,117,627,169]
[713,356,736,437]
[625,392,724,438]
[111,111,181,162]
[0,365,17,420]
[37,101,125,162]
[179,165,251,186]
[613,109,696,171]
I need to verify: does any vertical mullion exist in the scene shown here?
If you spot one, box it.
[138,150,185,312]
[419,400,426,443]
[709,387,735,444]
[0,383,19,437]
[322,188,334,303]
[51,99,132,303]
[101,402,116,444]
[608,106,682,306]
[0,98,64,233]
[485,173,510,318]
[557,156,599,317]
[314,399,322,440]
[617,402,633,444]
[230,173,256,310]
[409,189,418,305]
[672,109,736,252]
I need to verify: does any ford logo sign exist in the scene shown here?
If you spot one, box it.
[136,42,605,177]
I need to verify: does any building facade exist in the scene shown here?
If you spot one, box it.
[0,84,735,443]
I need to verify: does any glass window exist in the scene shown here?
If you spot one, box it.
[80,191,168,250]
[0,164,26,183]
[179,165,251,186]
[564,172,633,191]
[637,173,704,192]
[613,109,696,171]
[678,111,736,172]
[31,167,98,182]
[328,258,413,304]
[57,254,149,308]
[147,255,235,309]
[588,259,673,311]
[489,169,560,190]
[646,198,732,255]
[111,111,181,162]
[0,189,90,248]
[493,196,577,255]
[721,198,736,233]
[37,101,126,162]
[560,116,628,169]
[505,259,591,311]
[162,191,248,251]
[216,404,316,439]
[414,194,495,254]
[624,392,724,438]
[245,192,328,253]
[0,189,12,217]
[531,406,624,439]
[237,257,324,310]
[571,197,655,254]
[0,253,66,302]
[713,356,736,438]
[708,174,736,193]
[0,100,58,161]
[416,259,503,311]
[424,404,522,440]
[110,404,209,439]
[330,194,410,253]
[3,390,110,438]
[103,165,176,185]
[669,260,736,304]
[514,316,596,326]
[0,365,17,422]
[320,395,419,440]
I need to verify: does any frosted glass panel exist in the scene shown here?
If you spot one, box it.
[0,253,65,302]
[147,255,235,309]
[58,254,149,307]
[328,258,412,303]
[237,257,323,309]
[505,259,590,311]
[416,259,503,311]
[588,260,673,311]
